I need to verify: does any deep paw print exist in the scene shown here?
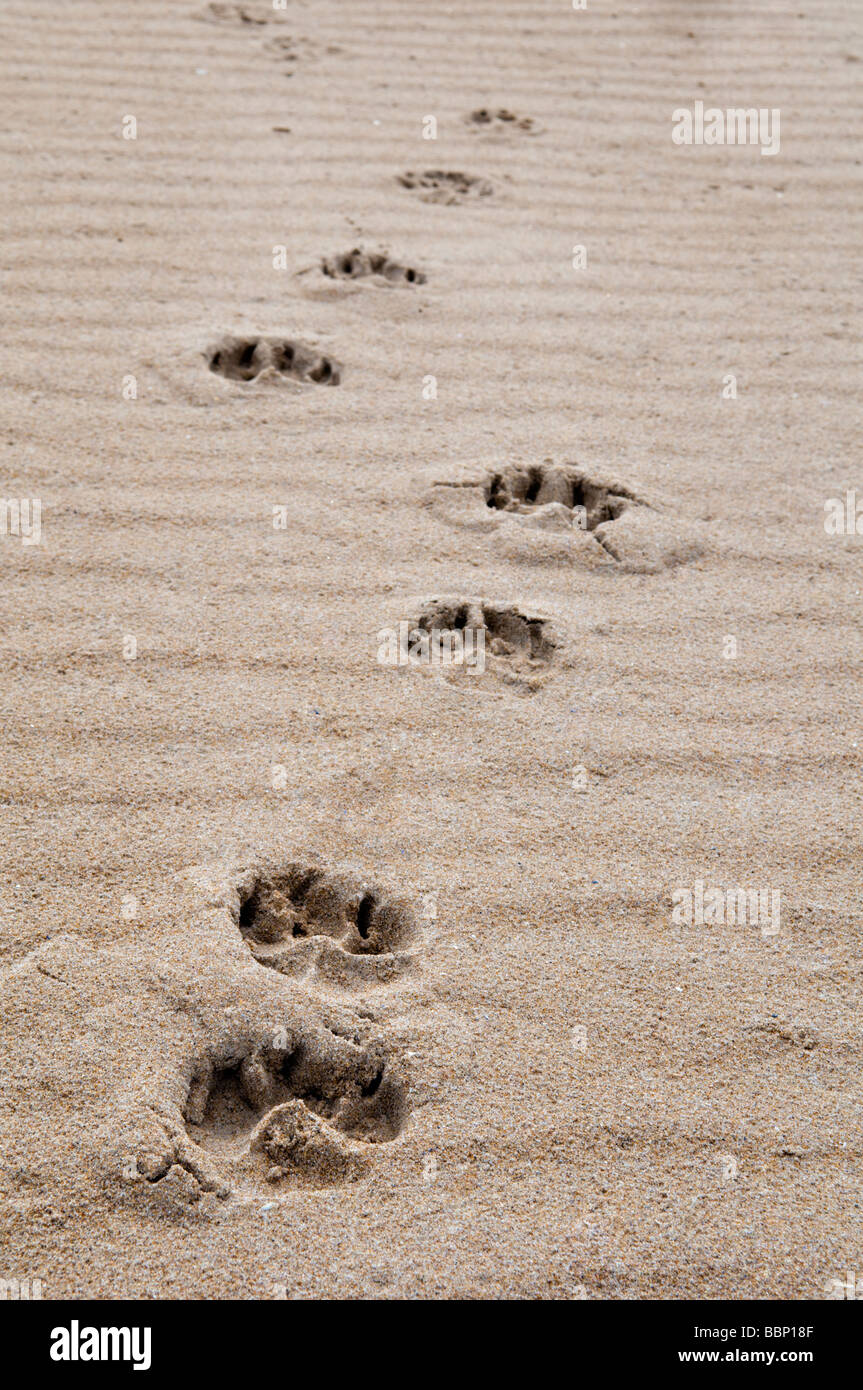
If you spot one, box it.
[181,1029,409,1190]
[466,107,539,134]
[321,247,426,286]
[484,462,638,533]
[2,928,413,1215]
[397,170,493,205]
[121,1018,409,1200]
[237,863,421,987]
[407,596,558,695]
[206,335,340,386]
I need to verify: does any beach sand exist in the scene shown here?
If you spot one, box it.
[0,0,861,1299]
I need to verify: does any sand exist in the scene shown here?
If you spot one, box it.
[0,0,861,1300]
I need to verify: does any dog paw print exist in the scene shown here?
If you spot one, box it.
[484,462,638,532]
[321,247,426,286]
[181,1030,408,1191]
[236,863,421,987]
[424,461,704,571]
[397,170,493,205]
[115,1018,409,1202]
[206,335,340,386]
[403,596,558,695]
[264,33,331,73]
[466,107,540,134]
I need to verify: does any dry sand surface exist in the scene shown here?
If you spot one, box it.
[1,0,861,1301]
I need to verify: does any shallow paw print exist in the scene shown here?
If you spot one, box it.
[262,34,321,69]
